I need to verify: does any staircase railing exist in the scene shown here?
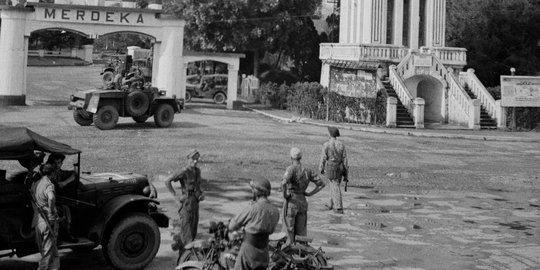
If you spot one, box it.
[459,69,497,119]
[389,57,414,116]
[430,56,479,128]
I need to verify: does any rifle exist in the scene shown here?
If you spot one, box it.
[344,179,348,192]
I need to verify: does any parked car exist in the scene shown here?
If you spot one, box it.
[0,127,168,270]
[185,74,228,104]
[68,86,184,130]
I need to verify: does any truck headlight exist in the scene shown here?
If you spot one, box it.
[142,186,151,197]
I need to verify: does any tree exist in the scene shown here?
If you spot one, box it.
[447,0,540,86]
[165,0,323,81]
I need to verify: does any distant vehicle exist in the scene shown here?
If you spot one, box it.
[68,86,184,130]
[101,55,152,88]
[185,74,228,104]
[0,127,169,270]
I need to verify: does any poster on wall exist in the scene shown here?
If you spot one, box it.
[329,67,377,98]
[500,76,540,107]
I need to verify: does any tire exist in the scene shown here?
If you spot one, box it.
[102,71,114,87]
[213,92,226,104]
[154,104,174,128]
[132,115,149,123]
[126,90,150,117]
[93,105,119,130]
[73,109,93,126]
[102,213,160,270]
[185,91,192,103]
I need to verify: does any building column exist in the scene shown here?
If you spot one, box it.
[386,97,397,127]
[469,99,481,130]
[155,20,185,98]
[320,62,331,87]
[393,0,404,45]
[361,0,373,43]
[495,100,507,129]
[0,9,29,106]
[226,63,239,110]
[370,0,387,44]
[425,0,446,47]
[151,41,161,87]
[409,0,420,49]
[339,0,350,43]
[414,97,425,128]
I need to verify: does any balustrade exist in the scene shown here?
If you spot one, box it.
[458,69,497,120]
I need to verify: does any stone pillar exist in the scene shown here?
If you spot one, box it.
[320,62,331,87]
[179,62,187,101]
[393,0,404,46]
[495,100,507,129]
[361,0,373,43]
[425,0,446,47]
[226,64,239,110]
[82,44,93,63]
[413,97,425,128]
[469,99,481,130]
[409,0,420,49]
[339,0,350,43]
[0,9,28,106]
[386,97,397,127]
[370,0,387,44]
[151,41,161,87]
[155,19,185,98]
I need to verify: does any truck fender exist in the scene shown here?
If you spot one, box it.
[175,261,204,270]
[88,195,160,243]
[151,98,180,113]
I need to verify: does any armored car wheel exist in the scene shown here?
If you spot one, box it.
[73,109,93,126]
[213,92,226,104]
[126,90,150,117]
[154,104,174,128]
[103,213,160,270]
[93,105,119,130]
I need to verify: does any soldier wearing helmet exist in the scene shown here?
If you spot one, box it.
[165,149,205,257]
[319,126,349,214]
[281,147,325,245]
[229,178,279,270]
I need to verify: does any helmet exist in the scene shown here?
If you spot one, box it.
[249,179,271,195]
[186,149,200,160]
[290,147,302,160]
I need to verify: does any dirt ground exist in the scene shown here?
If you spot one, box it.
[1,66,540,270]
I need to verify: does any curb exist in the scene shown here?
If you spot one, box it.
[247,107,540,143]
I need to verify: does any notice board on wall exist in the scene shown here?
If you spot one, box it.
[500,76,540,107]
[329,67,377,98]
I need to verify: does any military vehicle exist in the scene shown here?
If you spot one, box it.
[0,127,168,270]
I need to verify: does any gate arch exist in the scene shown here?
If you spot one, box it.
[0,2,184,106]
[404,74,446,123]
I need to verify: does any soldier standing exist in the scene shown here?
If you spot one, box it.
[31,163,60,270]
[229,179,279,270]
[319,127,349,214]
[281,147,325,245]
[165,149,205,257]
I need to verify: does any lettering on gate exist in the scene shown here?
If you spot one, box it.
[41,8,146,25]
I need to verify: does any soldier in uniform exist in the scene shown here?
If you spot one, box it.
[319,127,349,214]
[31,163,60,270]
[165,149,205,257]
[229,178,279,270]
[281,147,325,245]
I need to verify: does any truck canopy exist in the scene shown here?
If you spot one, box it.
[0,127,81,160]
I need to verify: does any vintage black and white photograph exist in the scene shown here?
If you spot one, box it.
[1,0,540,269]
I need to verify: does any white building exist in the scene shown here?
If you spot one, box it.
[320,0,505,129]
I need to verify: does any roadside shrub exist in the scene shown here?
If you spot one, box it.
[287,82,325,118]
[256,82,288,109]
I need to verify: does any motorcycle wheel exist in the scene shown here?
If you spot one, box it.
[178,249,204,264]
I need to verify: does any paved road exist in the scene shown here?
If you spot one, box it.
[1,65,540,269]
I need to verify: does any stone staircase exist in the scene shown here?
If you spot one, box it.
[463,86,497,129]
[382,80,415,128]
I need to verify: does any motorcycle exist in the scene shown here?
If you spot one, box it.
[176,221,333,270]
[176,221,242,270]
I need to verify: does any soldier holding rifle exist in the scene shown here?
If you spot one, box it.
[319,127,349,214]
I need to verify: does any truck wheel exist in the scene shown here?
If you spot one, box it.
[126,90,150,117]
[103,213,160,270]
[154,104,174,128]
[93,105,119,130]
[73,109,93,126]
[213,92,226,104]
[102,71,114,87]
[132,115,149,123]
[185,91,192,103]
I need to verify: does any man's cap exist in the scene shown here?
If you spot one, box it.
[290,147,302,160]
[328,126,340,137]
[249,179,271,194]
[47,153,66,164]
[187,149,200,160]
